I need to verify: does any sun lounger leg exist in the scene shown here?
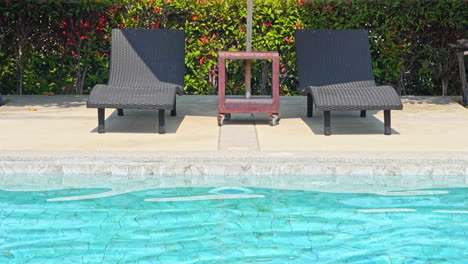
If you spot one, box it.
[171,99,177,116]
[324,111,331,135]
[307,93,313,117]
[360,110,366,117]
[117,109,124,116]
[159,109,165,134]
[384,110,391,135]
[98,108,105,133]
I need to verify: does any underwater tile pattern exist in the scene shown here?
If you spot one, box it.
[0,186,467,263]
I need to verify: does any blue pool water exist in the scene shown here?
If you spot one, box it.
[0,187,466,263]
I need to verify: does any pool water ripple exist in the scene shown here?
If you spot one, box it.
[0,187,466,263]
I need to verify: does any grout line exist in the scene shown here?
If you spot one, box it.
[217,117,222,151]
[251,113,261,151]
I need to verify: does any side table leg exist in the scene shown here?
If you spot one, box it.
[245,60,252,98]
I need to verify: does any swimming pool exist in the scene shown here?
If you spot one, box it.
[0,184,466,263]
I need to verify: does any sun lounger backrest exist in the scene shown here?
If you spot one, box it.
[108,29,185,88]
[295,29,375,91]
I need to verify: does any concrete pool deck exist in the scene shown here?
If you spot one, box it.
[1,95,468,179]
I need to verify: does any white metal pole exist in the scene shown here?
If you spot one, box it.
[245,0,253,98]
[246,0,253,52]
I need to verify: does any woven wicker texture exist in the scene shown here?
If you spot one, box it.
[87,84,177,109]
[87,29,185,109]
[295,29,375,90]
[310,83,403,111]
[295,29,402,111]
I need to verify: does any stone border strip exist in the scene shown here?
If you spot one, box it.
[1,152,467,195]
[1,151,468,177]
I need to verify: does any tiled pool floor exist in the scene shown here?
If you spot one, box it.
[0,186,466,263]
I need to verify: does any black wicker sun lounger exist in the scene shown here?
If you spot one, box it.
[295,29,403,135]
[87,29,185,134]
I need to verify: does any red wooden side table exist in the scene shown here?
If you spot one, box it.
[217,51,280,126]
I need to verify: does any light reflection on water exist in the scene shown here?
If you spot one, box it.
[0,186,466,263]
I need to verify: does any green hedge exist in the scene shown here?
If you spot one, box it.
[0,0,466,96]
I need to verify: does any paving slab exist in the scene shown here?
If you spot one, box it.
[219,113,259,151]
[0,95,219,151]
[256,96,468,152]
[1,95,467,154]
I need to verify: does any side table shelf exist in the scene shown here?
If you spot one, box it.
[217,51,280,126]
